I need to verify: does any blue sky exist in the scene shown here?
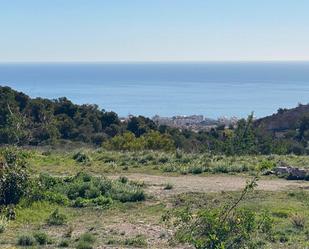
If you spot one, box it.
[1,0,309,62]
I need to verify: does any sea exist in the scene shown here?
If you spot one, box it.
[1,62,309,119]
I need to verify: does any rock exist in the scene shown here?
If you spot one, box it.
[274,164,309,180]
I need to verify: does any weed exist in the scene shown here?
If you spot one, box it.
[164,183,173,190]
[17,234,36,246]
[291,213,306,230]
[47,208,67,225]
[118,176,128,184]
[76,233,96,249]
[79,233,96,243]
[124,234,147,247]
[73,152,90,164]
[0,216,8,233]
[59,239,70,247]
[33,231,52,245]
[64,225,74,238]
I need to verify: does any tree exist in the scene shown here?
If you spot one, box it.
[297,115,309,142]
[0,147,30,205]
[228,113,257,155]
[127,116,156,137]
[0,105,29,145]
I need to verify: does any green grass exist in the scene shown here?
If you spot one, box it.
[3,147,309,248]
[2,188,309,248]
[171,190,309,248]
[27,148,309,177]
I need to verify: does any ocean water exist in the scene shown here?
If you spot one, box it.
[0,62,309,118]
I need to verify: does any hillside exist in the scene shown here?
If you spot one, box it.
[255,104,309,132]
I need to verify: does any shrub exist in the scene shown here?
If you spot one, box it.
[162,164,177,172]
[188,165,204,174]
[79,233,96,243]
[0,216,8,233]
[73,152,90,164]
[124,234,147,247]
[64,225,74,238]
[259,160,276,171]
[76,241,93,249]
[0,147,29,205]
[158,156,169,164]
[164,183,173,190]
[291,213,306,230]
[17,234,36,246]
[118,176,128,184]
[109,183,145,202]
[59,239,70,247]
[45,191,69,205]
[165,176,273,249]
[33,231,52,245]
[212,164,229,173]
[73,197,88,208]
[92,196,113,207]
[103,131,175,151]
[47,209,67,226]
[143,131,175,151]
[76,233,96,249]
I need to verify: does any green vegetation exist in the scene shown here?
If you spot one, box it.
[17,234,36,246]
[33,231,52,245]
[164,176,272,249]
[23,147,309,177]
[0,146,309,247]
[47,208,67,225]
[3,87,309,248]
[76,233,96,249]
[3,86,309,155]
[103,131,175,151]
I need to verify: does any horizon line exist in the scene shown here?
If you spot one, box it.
[1,59,309,64]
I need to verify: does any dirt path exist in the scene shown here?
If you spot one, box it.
[110,173,309,196]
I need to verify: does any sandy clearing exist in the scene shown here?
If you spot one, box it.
[109,173,309,195]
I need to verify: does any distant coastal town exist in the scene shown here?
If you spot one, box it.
[121,114,239,131]
[152,115,239,131]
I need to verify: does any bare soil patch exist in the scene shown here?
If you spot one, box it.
[109,173,309,198]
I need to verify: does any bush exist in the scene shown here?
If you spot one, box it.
[109,182,145,202]
[165,176,273,249]
[73,197,89,208]
[188,165,204,174]
[76,233,96,249]
[76,241,93,249]
[79,233,96,243]
[59,239,70,247]
[92,196,113,207]
[73,152,90,164]
[124,234,147,247]
[291,213,306,230]
[164,183,173,190]
[118,176,128,184]
[44,191,69,205]
[22,172,145,210]
[17,234,36,246]
[103,131,175,151]
[212,164,229,173]
[33,231,52,245]
[0,216,8,233]
[47,209,67,226]
[162,164,177,172]
[0,147,29,205]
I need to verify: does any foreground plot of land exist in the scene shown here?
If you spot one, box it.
[3,172,309,248]
[109,173,309,196]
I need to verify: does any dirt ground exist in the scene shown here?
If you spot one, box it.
[7,174,309,249]
[109,173,309,197]
[100,174,309,248]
